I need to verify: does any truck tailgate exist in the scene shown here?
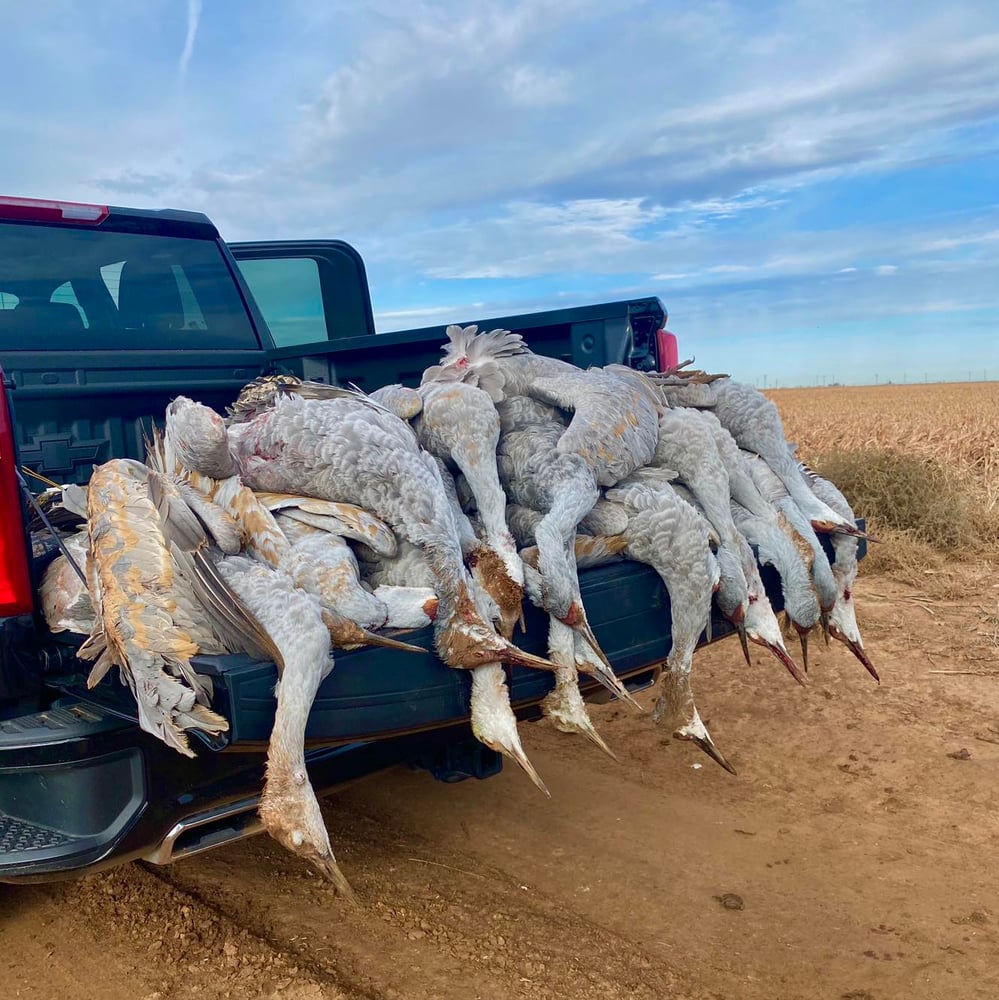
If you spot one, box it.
[55,525,865,747]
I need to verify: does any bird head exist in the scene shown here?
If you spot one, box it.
[827,590,879,682]
[259,775,356,901]
[745,593,806,685]
[470,664,550,795]
[165,396,236,479]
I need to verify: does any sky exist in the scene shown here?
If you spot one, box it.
[2,0,998,386]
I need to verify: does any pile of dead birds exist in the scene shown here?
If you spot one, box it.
[36,325,875,896]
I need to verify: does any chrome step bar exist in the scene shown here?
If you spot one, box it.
[143,796,263,866]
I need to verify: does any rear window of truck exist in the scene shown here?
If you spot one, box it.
[0,223,258,350]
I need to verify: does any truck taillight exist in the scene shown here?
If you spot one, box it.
[0,367,33,616]
[0,195,109,226]
[656,328,679,370]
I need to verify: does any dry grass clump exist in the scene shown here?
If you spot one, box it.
[812,448,978,550]
[766,383,999,573]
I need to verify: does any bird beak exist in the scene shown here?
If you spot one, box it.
[500,742,551,797]
[809,518,844,535]
[495,640,562,674]
[846,638,880,683]
[560,604,614,674]
[736,623,752,667]
[693,735,737,775]
[675,728,737,776]
[751,636,807,686]
[312,854,359,905]
[791,621,812,673]
[820,611,831,645]
[358,630,429,655]
[577,719,618,762]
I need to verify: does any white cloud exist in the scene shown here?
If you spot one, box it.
[2,0,998,383]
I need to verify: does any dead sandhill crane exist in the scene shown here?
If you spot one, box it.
[602,475,734,772]
[650,375,860,536]
[433,325,661,666]
[368,373,525,640]
[650,407,805,683]
[692,410,823,667]
[496,418,640,708]
[800,463,878,681]
[211,553,357,898]
[77,459,276,756]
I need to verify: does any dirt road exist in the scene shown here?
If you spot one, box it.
[3,569,999,1000]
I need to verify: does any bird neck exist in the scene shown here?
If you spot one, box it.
[266,662,326,780]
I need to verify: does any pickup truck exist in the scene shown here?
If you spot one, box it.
[0,195,862,884]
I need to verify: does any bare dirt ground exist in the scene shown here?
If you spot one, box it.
[3,565,999,1000]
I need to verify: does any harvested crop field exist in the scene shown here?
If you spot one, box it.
[3,384,998,1000]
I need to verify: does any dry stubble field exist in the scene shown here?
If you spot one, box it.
[2,382,998,1000]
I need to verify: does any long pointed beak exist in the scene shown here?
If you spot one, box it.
[675,729,737,775]
[358,630,429,655]
[578,720,618,762]
[496,639,561,673]
[693,735,738,775]
[798,629,809,672]
[736,623,752,667]
[313,855,359,904]
[810,518,856,535]
[562,606,612,671]
[820,611,831,645]
[755,638,807,686]
[589,668,643,710]
[845,638,880,683]
[502,744,551,797]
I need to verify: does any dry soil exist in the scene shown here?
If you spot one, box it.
[3,566,999,1000]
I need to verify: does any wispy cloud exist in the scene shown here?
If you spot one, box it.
[178,0,202,88]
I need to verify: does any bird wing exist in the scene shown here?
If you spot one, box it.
[578,498,629,537]
[170,543,286,671]
[523,372,584,412]
[255,492,398,557]
[146,471,209,552]
[78,459,229,756]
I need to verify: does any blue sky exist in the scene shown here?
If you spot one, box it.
[3,0,998,385]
